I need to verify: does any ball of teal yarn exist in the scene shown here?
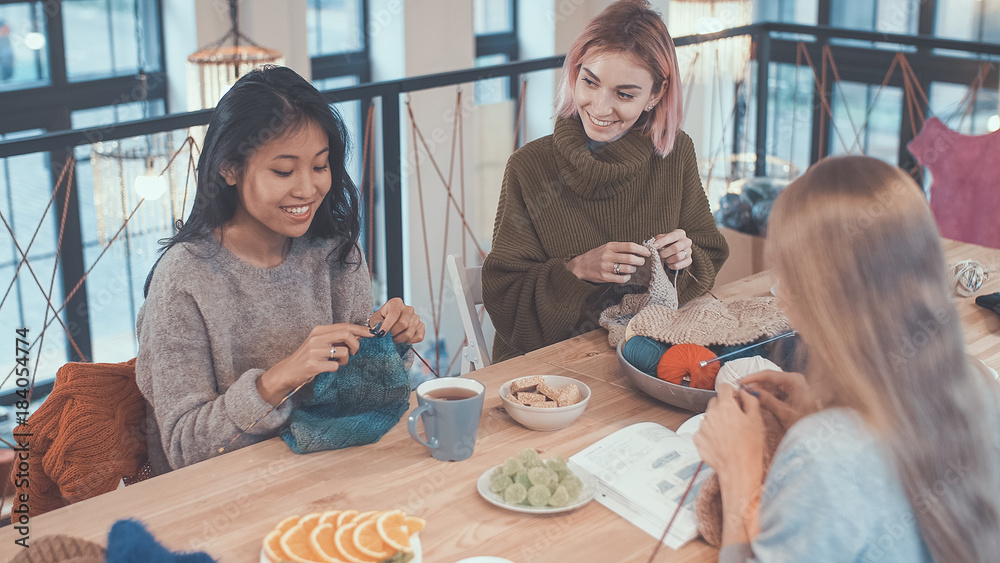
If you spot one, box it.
[623,336,671,376]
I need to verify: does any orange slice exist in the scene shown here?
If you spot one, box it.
[299,512,323,533]
[263,529,291,562]
[318,510,342,528]
[352,518,392,560]
[375,510,410,551]
[275,515,301,535]
[280,523,324,563]
[310,523,351,563]
[333,522,370,563]
[403,516,425,535]
[353,510,380,523]
[335,510,359,528]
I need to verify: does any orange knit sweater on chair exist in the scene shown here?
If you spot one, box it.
[10,358,148,516]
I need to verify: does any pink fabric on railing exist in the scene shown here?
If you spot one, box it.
[908,117,1000,249]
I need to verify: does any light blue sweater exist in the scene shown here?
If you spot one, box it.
[719,408,932,563]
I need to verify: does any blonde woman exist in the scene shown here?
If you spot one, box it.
[695,155,1000,562]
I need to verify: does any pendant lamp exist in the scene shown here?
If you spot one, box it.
[186,0,283,111]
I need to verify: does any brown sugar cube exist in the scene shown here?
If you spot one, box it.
[556,384,582,407]
[536,382,562,401]
[517,391,547,404]
[531,401,558,408]
[510,376,545,394]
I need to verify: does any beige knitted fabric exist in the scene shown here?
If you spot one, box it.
[601,238,789,347]
[9,535,105,563]
[600,238,677,344]
[630,295,790,347]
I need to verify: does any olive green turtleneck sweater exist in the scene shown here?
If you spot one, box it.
[482,117,729,362]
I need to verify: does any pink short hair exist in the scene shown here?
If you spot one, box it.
[555,0,683,158]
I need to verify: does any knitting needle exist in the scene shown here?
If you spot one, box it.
[412,347,440,378]
[647,460,705,562]
[218,378,312,453]
[698,330,798,368]
[736,381,761,398]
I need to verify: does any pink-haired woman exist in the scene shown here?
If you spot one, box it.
[482,0,728,362]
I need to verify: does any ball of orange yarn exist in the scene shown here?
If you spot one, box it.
[656,344,720,390]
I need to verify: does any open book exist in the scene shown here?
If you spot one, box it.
[569,418,709,550]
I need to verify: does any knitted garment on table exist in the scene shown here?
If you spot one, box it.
[9,535,105,563]
[11,359,149,517]
[105,519,215,562]
[281,335,412,454]
[600,239,789,347]
[908,116,1000,249]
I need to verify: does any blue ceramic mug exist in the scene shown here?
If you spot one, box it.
[408,377,485,461]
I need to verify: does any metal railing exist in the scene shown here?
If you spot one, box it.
[1,21,998,328]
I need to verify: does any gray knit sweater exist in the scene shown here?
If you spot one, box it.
[136,234,374,475]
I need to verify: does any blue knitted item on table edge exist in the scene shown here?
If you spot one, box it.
[105,519,215,562]
[281,334,412,454]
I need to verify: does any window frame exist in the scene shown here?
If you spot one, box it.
[308,0,371,85]
[474,0,518,100]
[758,0,1000,175]
[0,0,167,365]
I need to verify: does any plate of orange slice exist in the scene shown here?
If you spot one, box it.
[261,509,425,563]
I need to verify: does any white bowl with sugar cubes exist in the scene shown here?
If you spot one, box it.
[499,375,590,431]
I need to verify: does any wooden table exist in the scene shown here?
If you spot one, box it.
[2,240,998,563]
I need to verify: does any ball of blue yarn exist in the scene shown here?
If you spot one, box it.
[623,336,671,376]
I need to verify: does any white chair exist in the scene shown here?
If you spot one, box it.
[447,254,492,374]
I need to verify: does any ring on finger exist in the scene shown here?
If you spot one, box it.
[679,250,686,260]
[329,346,337,360]
[613,263,621,275]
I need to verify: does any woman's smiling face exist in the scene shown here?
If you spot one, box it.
[573,50,662,143]
[222,120,331,243]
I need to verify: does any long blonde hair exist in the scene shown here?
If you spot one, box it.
[766,155,1000,562]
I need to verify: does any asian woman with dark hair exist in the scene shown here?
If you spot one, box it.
[136,66,424,474]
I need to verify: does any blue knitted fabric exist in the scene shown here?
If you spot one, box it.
[281,335,412,454]
[106,519,215,562]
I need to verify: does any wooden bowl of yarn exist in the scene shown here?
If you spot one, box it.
[616,339,719,413]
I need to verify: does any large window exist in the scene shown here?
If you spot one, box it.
[0,129,67,394]
[474,0,517,104]
[774,0,818,25]
[307,0,364,56]
[0,0,165,396]
[308,0,370,84]
[0,1,49,90]
[831,0,918,34]
[71,101,168,363]
[751,0,1000,177]
[935,0,1000,43]
[62,0,160,81]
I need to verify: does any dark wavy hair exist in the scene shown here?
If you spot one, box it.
[161,65,360,262]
